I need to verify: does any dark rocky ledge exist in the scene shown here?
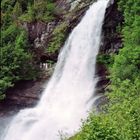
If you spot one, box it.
[0,79,47,117]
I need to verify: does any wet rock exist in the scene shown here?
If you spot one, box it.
[95,0,123,110]
[94,96,109,112]
[101,0,123,53]
[0,79,47,116]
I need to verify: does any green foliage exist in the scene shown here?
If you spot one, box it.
[19,4,35,22]
[12,1,22,20]
[1,0,57,99]
[76,115,120,140]
[19,0,56,22]
[1,0,46,99]
[47,22,68,54]
[1,0,58,101]
[0,26,38,98]
[1,0,56,22]
[97,54,114,67]
[110,45,140,83]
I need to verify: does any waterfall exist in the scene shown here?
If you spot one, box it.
[2,0,109,140]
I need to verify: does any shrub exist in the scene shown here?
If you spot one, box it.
[47,22,68,54]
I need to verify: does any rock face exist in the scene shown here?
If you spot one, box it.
[23,0,95,64]
[95,0,123,111]
[0,0,123,115]
[101,0,123,54]
[0,80,46,116]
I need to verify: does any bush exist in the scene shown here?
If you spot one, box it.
[19,1,56,22]
[97,54,114,67]
[47,22,68,54]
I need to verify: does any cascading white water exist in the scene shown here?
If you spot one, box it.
[2,0,109,140]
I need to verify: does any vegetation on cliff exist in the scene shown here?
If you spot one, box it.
[70,0,140,139]
[0,0,56,99]
[0,0,92,99]
[47,22,68,54]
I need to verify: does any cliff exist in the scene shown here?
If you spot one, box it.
[0,0,123,116]
[95,0,123,110]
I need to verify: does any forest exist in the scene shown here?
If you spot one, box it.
[1,0,56,99]
[0,0,140,140]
